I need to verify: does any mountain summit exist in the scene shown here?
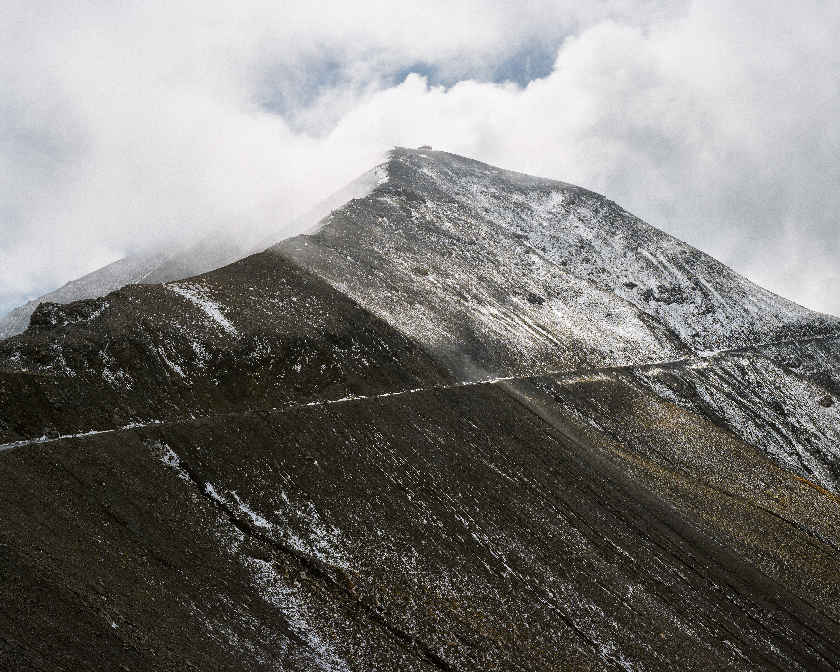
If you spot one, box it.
[279,149,837,372]
[2,149,840,671]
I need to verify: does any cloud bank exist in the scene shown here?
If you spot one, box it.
[1,0,838,316]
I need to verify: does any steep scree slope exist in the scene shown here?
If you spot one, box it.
[3,383,840,671]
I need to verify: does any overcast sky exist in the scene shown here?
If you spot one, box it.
[1,0,838,317]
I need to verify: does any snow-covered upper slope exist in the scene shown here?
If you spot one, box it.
[275,148,838,373]
[384,149,839,350]
[274,151,693,379]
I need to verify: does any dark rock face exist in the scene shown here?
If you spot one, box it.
[2,148,840,671]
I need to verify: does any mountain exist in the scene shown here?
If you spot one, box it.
[1,148,840,671]
[276,149,834,364]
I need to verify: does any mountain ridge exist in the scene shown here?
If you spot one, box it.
[0,161,390,342]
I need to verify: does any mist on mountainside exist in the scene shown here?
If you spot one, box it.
[0,158,389,339]
[3,2,839,319]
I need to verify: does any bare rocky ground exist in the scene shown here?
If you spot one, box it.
[1,149,840,671]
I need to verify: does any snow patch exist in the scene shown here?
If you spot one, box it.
[167,283,238,336]
[231,491,272,529]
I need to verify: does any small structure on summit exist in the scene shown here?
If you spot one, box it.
[418,145,432,150]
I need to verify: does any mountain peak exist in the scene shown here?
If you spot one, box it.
[274,148,839,380]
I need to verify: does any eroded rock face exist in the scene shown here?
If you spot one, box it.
[2,148,840,671]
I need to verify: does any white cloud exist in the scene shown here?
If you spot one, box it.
[1,0,838,317]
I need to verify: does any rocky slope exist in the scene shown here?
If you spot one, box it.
[1,148,840,671]
[0,253,452,444]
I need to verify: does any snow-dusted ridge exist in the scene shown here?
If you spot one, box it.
[273,148,840,382]
[378,148,838,351]
[256,160,390,246]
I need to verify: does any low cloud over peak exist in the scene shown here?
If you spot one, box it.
[1,0,837,317]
